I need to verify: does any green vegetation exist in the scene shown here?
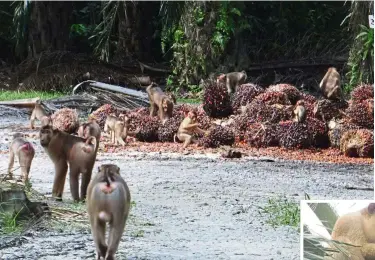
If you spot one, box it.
[177,98,200,104]
[0,90,65,101]
[259,197,300,228]
[0,207,25,235]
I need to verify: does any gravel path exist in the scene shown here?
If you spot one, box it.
[0,114,373,260]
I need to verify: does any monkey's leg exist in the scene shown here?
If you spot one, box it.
[327,86,339,99]
[115,132,126,146]
[106,214,128,260]
[179,133,193,149]
[69,167,81,202]
[30,110,36,129]
[149,103,155,116]
[19,150,34,182]
[80,169,93,201]
[52,160,68,200]
[91,217,107,259]
[7,150,15,179]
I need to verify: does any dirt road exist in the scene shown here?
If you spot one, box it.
[0,114,373,260]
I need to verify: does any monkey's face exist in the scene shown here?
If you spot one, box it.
[162,99,171,112]
[39,128,53,147]
[188,111,197,122]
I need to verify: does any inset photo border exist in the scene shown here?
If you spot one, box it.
[301,200,375,260]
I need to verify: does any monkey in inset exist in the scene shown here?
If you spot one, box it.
[174,111,207,149]
[30,100,50,129]
[325,203,375,260]
[319,67,344,101]
[39,125,98,202]
[7,133,35,183]
[293,100,307,123]
[87,164,131,260]
[216,71,247,95]
[146,82,174,124]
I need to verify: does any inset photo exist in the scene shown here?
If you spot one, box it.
[301,200,375,260]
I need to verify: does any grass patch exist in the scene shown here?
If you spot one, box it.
[259,196,300,228]
[177,98,201,104]
[0,90,65,101]
[0,209,25,235]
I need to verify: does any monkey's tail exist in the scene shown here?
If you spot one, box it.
[173,134,178,143]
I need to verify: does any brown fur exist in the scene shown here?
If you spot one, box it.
[7,133,35,183]
[30,100,50,129]
[325,203,375,260]
[87,164,131,260]
[104,115,127,146]
[39,125,98,202]
[217,71,247,94]
[319,67,344,100]
[293,100,307,123]
[146,82,174,124]
[174,111,207,149]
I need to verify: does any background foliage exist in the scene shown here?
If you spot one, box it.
[0,1,373,93]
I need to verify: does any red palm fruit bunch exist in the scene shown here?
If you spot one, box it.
[232,111,256,141]
[196,105,212,130]
[231,83,264,113]
[51,108,79,133]
[305,117,329,148]
[174,104,196,116]
[267,84,301,105]
[300,93,317,104]
[346,98,374,129]
[299,93,317,118]
[350,84,374,103]
[244,122,279,148]
[133,115,161,142]
[246,100,293,123]
[158,113,184,142]
[340,129,374,158]
[199,125,235,148]
[252,91,291,106]
[313,99,347,122]
[90,104,121,128]
[202,80,233,118]
[278,120,311,149]
[328,119,360,148]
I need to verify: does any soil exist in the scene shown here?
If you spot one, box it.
[0,111,373,260]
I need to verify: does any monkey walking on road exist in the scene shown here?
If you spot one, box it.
[87,164,131,260]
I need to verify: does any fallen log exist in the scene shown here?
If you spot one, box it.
[72,80,149,99]
[128,75,151,86]
[0,97,40,108]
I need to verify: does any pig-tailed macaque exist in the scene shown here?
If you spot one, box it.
[293,100,307,123]
[146,82,174,124]
[174,111,208,149]
[39,125,98,202]
[78,118,101,143]
[104,115,127,146]
[325,203,375,260]
[217,71,247,95]
[30,100,50,129]
[7,133,35,182]
[319,67,344,101]
[87,164,131,260]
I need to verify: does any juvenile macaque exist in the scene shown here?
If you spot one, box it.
[39,125,98,202]
[174,111,207,149]
[7,133,35,182]
[217,71,247,95]
[325,203,375,260]
[87,164,131,260]
[293,100,307,123]
[30,100,50,129]
[319,67,344,100]
[146,82,174,124]
[104,115,127,146]
[77,118,101,143]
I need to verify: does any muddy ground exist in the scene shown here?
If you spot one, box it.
[0,112,373,260]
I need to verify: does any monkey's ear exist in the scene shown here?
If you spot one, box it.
[116,166,120,174]
[368,203,375,214]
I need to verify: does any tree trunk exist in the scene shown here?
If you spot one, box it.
[28,2,73,57]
